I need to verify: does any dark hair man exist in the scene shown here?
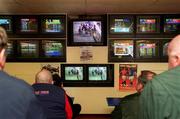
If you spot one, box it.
[0,27,46,118]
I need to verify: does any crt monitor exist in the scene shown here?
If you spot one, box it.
[88,66,107,81]
[20,18,38,33]
[73,21,102,43]
[164,18,180,33]
[136,16,160,33]
[136,40,159,58]
[64,66,84,81]
[41,16,66,34]
[0,17,12,32]
[18,40,39,58]
[69,19,106,46]
[109,15,134,34]
[108,39,134,62]
[42,40,64,57]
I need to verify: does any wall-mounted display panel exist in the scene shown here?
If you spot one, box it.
[108,39,134,62]
[135,39,160,61]
[136,15,160,34]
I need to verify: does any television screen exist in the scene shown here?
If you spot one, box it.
[114,40,133,58]
[7,41,13,57]
[42,41,64,57]
[65,66,84,80]
[73,21,102,43]
[88,66,107,81]
[18,41,39,58]
[42,18,64,33]
[0,18,12,32]
[108,39,134,62]
[20,18,38,32]
[137,16,160,33]
[164,18,180,33]
[109,16,134,34]
[136,40,159,58]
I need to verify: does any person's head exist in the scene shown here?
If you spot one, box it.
[52,74,63,87]
[136,70,156,93]
[0,27,8,70]
[168,35,180,69]
[35,69,53,84]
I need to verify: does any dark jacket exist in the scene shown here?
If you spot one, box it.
[0,71,46,119]
[112,93,139,119]
[32,83,66,119]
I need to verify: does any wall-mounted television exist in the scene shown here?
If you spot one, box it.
[68,18,106,46]
[0,16,13,33]
[160,39,171,62]
[16,16,39,34]
[108,15,134,34]
[41,40,66,62]
[87,64,114,87]
[135,39,160,61]
[6,41,15,61]
[164,16,180,33]
[108,39,134,62]
[61,64,86,87]
[17,40,39,59]
[136,15,160,34]
[41,15,66,37]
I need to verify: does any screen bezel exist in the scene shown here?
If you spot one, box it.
[61,64,86,87]
[86,64,114,87]
[68,17,107,46]
[135,39,160,62]
[108,39,134,62]
[15,15,39,34]
[40,39,66,62]
[0,15,13,34]
[160,38,171,62]
[16,40,40,61]
[108,14,135,38]
[136,15,160,34]
[40,15,66,37]
[163,14,180,34]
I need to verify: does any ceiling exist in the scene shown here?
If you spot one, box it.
[0,0,180,15]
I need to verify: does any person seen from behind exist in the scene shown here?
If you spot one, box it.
[32,69,72,119]
[112,70,156,119]
[139,34,180,119]
[0,26,46,119]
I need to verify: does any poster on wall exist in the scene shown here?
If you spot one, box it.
[80,46,93,62]
[119,64,137,90]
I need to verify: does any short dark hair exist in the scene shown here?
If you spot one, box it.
[52,74,63,86]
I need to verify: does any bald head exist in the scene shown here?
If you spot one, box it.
[168,35,180,69]
[35,69,53,84]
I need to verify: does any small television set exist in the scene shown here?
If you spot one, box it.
[41,40,66,62]
[17,40,39,59]
[108,39,134,62]
[16,16,38,34]
[68,18,106,46]
[87,64,114,87]
[164,17,180,33]
[161,39,171,61]
[6,41,14,59]
[135,39,159,60]
[136,16,160,33]
[0,16,12,33]
[108,15,134,34]
[41,15,66,36]
[61,64,86,87]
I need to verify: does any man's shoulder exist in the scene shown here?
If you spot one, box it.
[0,71,32,92]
